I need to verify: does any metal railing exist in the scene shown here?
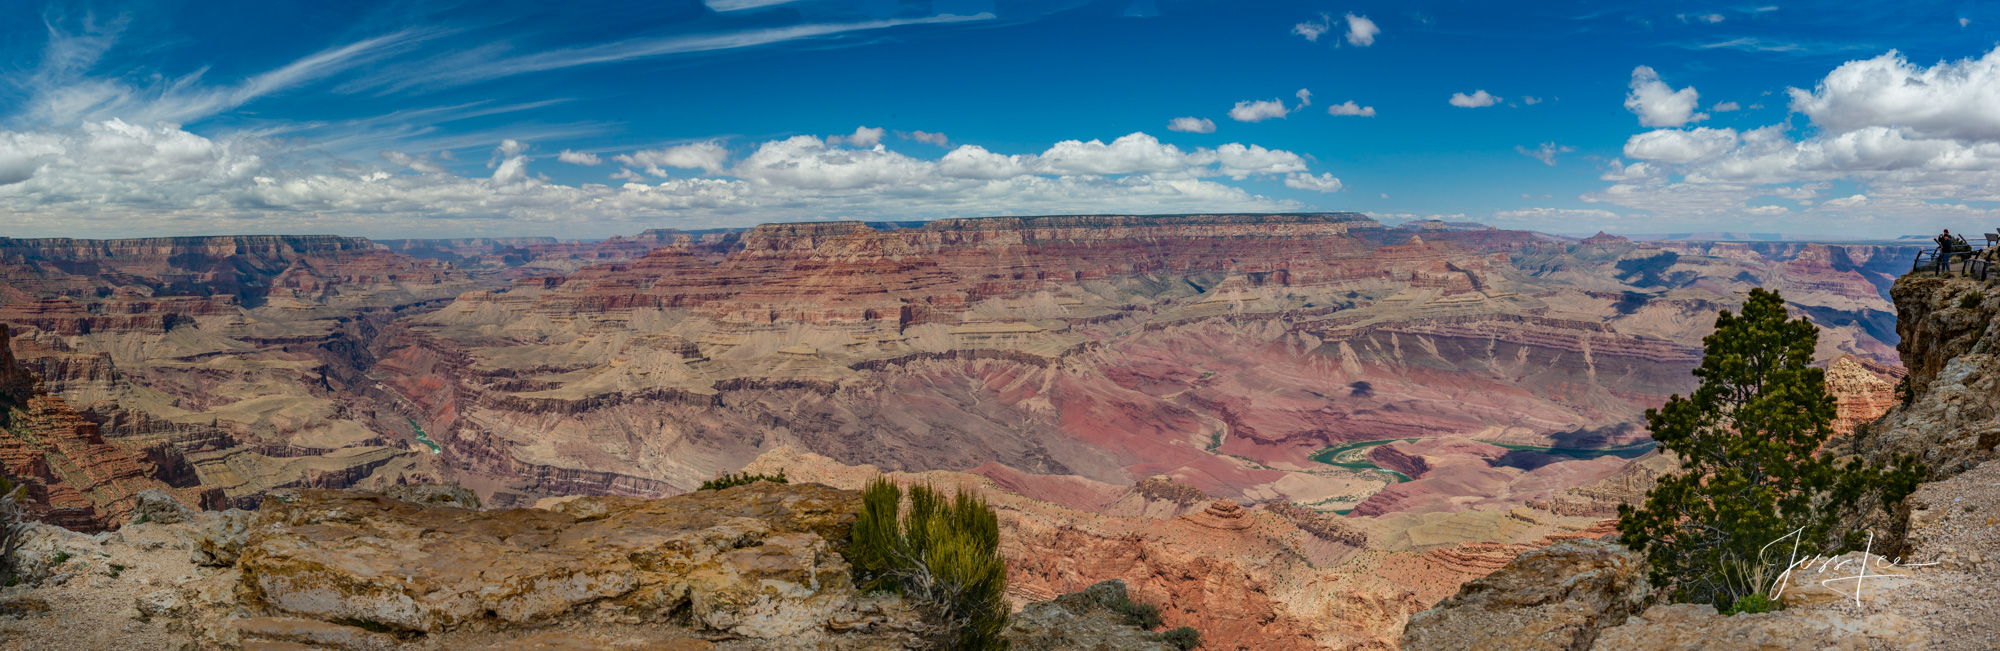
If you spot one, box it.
[1912,232,2000,279]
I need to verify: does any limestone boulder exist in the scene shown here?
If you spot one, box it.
[9,522,107,585]
[1401,539,1651,651]
[131,489,196,525]
[235,481,880,642]
[187,508,255,566]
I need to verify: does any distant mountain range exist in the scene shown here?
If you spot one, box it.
[1546,231,1932,243]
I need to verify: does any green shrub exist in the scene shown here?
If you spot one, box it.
[850,478,1010,650]
[1962,291,1985,309]
[1159,626,1203,650]
[1110,598,1162,630]
[1722,592,1777,615]
[1618,288,1929,609]
[698,469,788,491]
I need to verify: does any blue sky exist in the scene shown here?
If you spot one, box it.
[2,0,1998,238]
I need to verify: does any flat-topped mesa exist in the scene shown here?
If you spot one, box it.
[0,233,473,310]
[0,234,375,261]
[513,213,1444,324]
[736,221,882,260]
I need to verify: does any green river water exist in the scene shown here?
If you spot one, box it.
[1306,438,1658,513]
[408,418,441,455]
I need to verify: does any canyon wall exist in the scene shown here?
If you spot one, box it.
[0,216,1928,648]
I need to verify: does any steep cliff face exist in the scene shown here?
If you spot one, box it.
[0,234,467,512]
[1859,275,2000,479]
[0,325,224,531]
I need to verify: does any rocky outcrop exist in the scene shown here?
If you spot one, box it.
[1004,580,1175,650]
[0,483,942,650]
[1265,501,1368,546]
[1401,539,1650,651]
[1864,275,2000,479]
[237,482,893,640]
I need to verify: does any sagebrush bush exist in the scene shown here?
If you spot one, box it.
[1111,598,1162,630]
[1159,626,1203,650]
[698,469,787,491]
[851,478,1010,650]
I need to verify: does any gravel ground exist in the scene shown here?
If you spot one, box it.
[0,521,216,650]
[1881,456,2000,650]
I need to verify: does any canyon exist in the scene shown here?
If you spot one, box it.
[0,215,1920,648]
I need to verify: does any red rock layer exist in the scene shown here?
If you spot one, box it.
[1824,354,1905,437]
[0,325,223,531]
[506,214,1500,330]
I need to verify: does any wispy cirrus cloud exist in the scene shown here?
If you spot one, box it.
[11,26,438,127]
[341,14,996,94]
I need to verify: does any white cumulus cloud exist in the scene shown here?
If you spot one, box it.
[0,120,1331,238]
[613,141,731,175]
[1284,172,1343,193]
[1326,101,1376,117]
[1625,66,1707,127]
[1585,47,2000,229]
[1789,48,2000,142]
[1167,117,1216,133]
[828,126,885,148]
[1293,14,1330,42]
[1344,13,1380,46]
[557,150,602,166]
[382,151,447,173]
[1621,127,1739,164]
[899,130,948,146]
[1449,90,1500,108]
[1229,98,1293,122]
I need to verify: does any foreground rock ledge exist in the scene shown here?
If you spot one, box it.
[1400,539,1650,651]
[237,482,895,640]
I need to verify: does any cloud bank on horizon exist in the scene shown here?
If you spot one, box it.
[2,0,1999,238]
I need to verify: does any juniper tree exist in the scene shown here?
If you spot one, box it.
[1617,288,1925,612]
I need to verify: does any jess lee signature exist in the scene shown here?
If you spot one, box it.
[1761,527,1938,607]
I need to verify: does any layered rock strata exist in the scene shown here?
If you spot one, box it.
[0,324,223,531]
